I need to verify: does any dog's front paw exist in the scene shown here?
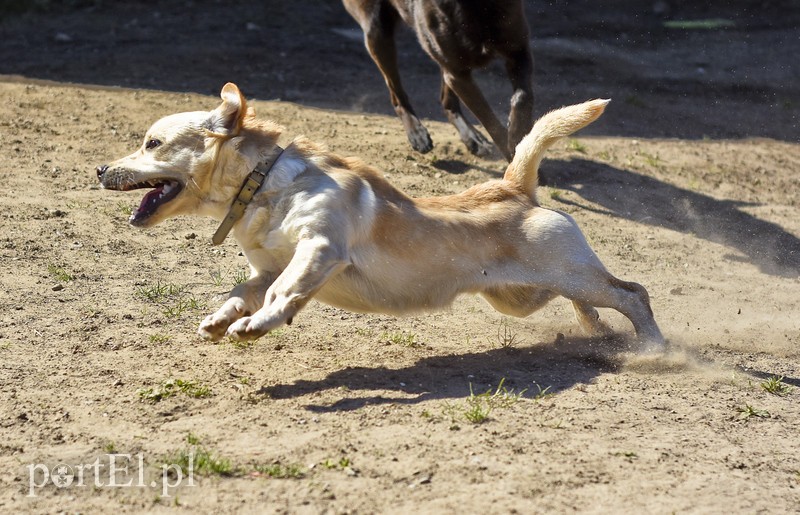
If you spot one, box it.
[198,313,232,341]
[407,125,433,154]
[225,316,272,341]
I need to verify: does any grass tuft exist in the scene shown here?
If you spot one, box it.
[164,447,236,477]
[493,318,520,348]
[444,378,526,424]
[148,333,172,344]
[254,462,305,479]
[760,376,792,396]
[138,378,212,402]
[736,404,770,421]
[566,139,587,153]
[384,331,420,347]
[48,264,75,282]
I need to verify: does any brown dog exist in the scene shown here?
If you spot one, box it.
[343,0,534,161]
[97,83,664,351]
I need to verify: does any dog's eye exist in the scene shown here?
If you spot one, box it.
[145,139,162,150]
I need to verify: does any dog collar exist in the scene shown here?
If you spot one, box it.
[212,145,284,246]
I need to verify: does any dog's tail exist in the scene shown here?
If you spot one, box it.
[503,99,609,199]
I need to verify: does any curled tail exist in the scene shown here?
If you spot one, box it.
[503,99,610,199]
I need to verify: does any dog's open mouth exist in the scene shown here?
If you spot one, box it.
[125,179,183,225]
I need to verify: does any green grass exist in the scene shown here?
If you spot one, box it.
[322,457,352,470]
[162,296,206,319]
[161,433,237,477]
[148,333,172,344]
[736,404,770,421]
[548,188,564,201]
[532,383,553,401]
[47,264,75,282]
[135,280,206,319]
[164,434,309,480]
[117,201,132,216]
[209,268,250,288]
[566,139,587,153]
[760,376,792,396]
[232,269,249,286]
[640,152,662,167]
[138,378,212,403]
[355,327,375,337]
[254,463,305,479]
[209,269,225,287]
[384,331,419,347]
[227,337,256,350]
[444,378,527,424]
[165,447,235,477]
[135,281,184,302]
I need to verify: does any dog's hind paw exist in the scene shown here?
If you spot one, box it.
[463,131,495,158]
[639,337,668,355]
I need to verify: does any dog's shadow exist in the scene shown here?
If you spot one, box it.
[257,334,800,413]
[541,158,800,278]
[258,335,633,412]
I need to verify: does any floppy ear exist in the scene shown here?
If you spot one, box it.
[208,83,247,137]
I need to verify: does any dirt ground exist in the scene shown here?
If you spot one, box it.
[1,1,799,513]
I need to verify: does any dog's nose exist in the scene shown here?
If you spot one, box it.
[96,164,108,180]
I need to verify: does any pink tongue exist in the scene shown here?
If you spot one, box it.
[137,185,165,213]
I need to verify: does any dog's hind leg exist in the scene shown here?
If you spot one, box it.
[198,272,274,341]
[482,286,616,339]
[571,301,613,337]
[440,77,494,157]
[481,285,557,317]
[556,270,665,351]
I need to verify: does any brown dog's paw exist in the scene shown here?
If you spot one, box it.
[463,130,495,158]
[407,125,433,154]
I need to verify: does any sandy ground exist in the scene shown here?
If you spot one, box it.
[1,1,799,513]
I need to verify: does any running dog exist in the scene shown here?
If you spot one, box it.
[96,83,664,351]
[343,0,534,161]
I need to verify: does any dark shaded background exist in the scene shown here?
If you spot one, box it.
[1,0,798,140]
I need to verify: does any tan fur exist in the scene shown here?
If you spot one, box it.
[98,84,664,351]
[503,98,610,198]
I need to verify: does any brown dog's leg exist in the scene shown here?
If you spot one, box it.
[443,69,511,161]
[359,6,433,153]
[504,48,535,155]
[440,77,494,157]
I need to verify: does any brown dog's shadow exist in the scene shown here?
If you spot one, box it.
[541,158,800,278]
[258,334,636,413]
[431,159,504,177]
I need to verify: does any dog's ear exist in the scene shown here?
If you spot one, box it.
[208,83,247,137]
